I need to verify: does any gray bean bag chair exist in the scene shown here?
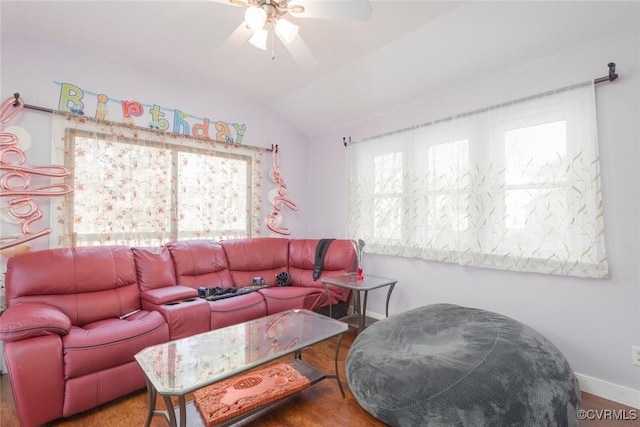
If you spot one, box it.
[346,303,580,426]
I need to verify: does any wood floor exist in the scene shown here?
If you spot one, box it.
[1,328,637,427]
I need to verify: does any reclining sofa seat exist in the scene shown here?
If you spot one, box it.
[167,239,269,330]
[1,246,169,427]
[221,237,325,318]
[287,238,357,308]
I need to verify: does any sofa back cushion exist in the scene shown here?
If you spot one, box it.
[5,246,140,326]
[221,237,289,286]
[288,239,358,288]
[132,246,177,291]
[167,240,234,289]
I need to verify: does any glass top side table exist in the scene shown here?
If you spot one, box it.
[320,273,397,333]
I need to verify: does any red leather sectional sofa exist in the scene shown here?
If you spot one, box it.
[0,237,357,427]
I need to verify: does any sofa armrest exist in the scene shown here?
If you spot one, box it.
[0,302,71,342]
[141,286,198,305]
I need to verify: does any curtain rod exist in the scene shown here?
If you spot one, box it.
[345,62,619,146]
[9,93,273,152]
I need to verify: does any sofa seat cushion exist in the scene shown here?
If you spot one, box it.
[62,310,168,379]
[208,292,267,330]
[258,287,323,314]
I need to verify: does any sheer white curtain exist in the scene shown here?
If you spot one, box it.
[347,82,608,278]
[50,114,263,247]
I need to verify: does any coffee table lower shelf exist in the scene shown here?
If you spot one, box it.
[159,359,332,427]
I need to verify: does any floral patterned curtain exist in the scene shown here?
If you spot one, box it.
[347,82,608,279]
[51,114,263,247]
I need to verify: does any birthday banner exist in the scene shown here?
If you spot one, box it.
[55,82,246,144]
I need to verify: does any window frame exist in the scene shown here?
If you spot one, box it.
[487,102,583,259]
[65,128,255,247]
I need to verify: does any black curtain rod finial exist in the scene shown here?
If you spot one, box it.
[594,62,619,84]
[607,62,618,81]
[343,136,351,147]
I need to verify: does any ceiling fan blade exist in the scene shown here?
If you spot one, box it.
[288,0,372,21]
[208,0,248,6]
[214,22,252,57]
[280,34,319,71]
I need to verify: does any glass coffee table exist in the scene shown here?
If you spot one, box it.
[321,273,397,333]
[134,309,348,427]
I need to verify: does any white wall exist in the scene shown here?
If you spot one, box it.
[308,30,640,406]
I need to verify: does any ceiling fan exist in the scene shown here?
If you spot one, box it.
[214,0,372,70]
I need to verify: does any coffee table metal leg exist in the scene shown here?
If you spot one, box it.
[162,395,178,427]
[177,395,187,427]
[142,378,156,427]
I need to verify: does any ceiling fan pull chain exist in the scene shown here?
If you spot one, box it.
[270,25,276,60]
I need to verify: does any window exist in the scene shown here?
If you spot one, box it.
[52,115,262,247]
[372,151,403,242]
[347,82,608,278]
[416,138,469,256]
[502,121,568,256]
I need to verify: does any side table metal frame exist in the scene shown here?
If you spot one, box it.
[321,274,397,333]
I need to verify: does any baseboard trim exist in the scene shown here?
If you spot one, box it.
[365,311,640,409]
[575,373,640,409]
[366,310,384,320]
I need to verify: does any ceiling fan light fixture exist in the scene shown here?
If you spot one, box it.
[275,18,298,44]
[244,6,267,31]
[248,27,268,50]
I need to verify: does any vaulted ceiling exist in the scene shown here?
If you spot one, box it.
[2,1,638,136]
